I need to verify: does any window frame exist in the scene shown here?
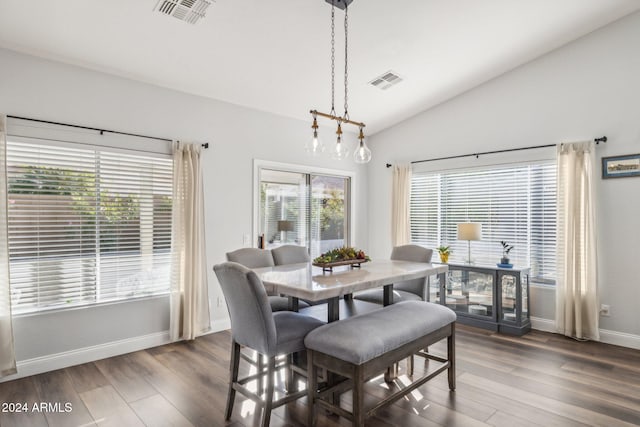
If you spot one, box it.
[410,157,557,285]
[6,118,174,315]
[252,159,356,254]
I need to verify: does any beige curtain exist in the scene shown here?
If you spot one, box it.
[0,115,17,377]
[556,141,599,340]
[391,164,412,247]
[170,142,211,341]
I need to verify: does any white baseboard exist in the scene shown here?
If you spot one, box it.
[1,318,232,383]
[599,328,640,350]
[211,317,231,332]
[530,317,640,350]
[1,331,172,383]
[531,316,556,333]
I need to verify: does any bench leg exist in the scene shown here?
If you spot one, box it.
[353,365,365,427]
[448,325,456,391]
[407,355,414,377]
[384,363,398,382]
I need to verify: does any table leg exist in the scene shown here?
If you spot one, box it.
[327,297,340,323]
[287,296,299,312]
[383,284,394,306]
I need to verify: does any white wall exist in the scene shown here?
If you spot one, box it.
[368,11,640,343]
[0,47,369,378]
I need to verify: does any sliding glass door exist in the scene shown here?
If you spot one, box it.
[259,168,350,258]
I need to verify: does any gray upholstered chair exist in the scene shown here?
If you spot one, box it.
[354,244,434,304]
[214,262,325,427]
[271,244,310,265]
[225,248,309,311]
[226,247,275,268]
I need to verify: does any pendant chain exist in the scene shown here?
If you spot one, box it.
[343,4,349,120]
[330,3,336,116]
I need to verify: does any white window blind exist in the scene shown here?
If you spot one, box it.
[6,140,173,314]
[410,161,556,284]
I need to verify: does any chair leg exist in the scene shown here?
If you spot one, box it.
[226,341,241,420]
[407,355,414,377]
[307,350,317,427]
[262,357,276,427]
[257,355,264,396]
[286,353,299,393]
[447,325,456,391]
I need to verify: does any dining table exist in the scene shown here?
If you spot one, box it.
[253,259,449,322]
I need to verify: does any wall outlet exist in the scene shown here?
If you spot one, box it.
[217,297,222,307]
[243,233,250,247]
[600,304,610,316]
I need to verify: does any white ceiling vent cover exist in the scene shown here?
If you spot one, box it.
[369,71,403,90]
[154,0,213,24]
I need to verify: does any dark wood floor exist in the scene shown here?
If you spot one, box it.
[1,324,640,427]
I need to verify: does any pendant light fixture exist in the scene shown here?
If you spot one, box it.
[309,0,371,163]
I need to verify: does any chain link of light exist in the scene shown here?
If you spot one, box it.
[343,3,349,120]
[330,3,336,116]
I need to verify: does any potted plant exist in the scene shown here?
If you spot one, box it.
[500,241,514,265]
[437,246,451,263]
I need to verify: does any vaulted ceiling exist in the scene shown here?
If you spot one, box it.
[1,0,639,134]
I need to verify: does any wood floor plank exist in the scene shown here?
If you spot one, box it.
[65,362,110,394]
[31,369,95,427]
[94,354,157,403]
[130,393,195,427]
[460,372,638,426]
[79,385,144,427]
[0,377,48,427]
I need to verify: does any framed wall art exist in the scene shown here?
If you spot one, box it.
[602,153,640,179]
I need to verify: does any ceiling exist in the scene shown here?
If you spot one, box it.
[1,0,639,134]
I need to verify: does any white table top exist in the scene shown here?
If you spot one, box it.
[253,259,448,302]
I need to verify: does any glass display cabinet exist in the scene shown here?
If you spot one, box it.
[429,263,531,335]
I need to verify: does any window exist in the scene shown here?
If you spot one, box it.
[6,139,173,314]
[411,161,556,284]
[258,167,351,258]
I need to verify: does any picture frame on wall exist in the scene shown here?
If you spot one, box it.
[602,153,640,179]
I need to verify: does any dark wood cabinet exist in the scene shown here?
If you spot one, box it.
[429,263,531,335]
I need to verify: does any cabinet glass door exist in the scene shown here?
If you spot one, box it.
[446,269,493,318]
[500,273,518,322]
[520,271,529,321]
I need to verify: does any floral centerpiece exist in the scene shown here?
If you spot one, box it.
[313,246,370,272]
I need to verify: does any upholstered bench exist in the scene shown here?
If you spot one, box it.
[304,301,456,426]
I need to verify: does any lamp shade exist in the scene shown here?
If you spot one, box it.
[457,223,482,241]
[277,220,295,232]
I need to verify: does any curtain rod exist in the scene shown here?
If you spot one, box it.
[385,136,607,168]
[7,115,209,149]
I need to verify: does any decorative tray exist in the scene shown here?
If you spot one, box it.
[312,259,369,272]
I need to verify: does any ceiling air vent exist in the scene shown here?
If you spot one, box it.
[369,71,403,90]
[154,0,213,24]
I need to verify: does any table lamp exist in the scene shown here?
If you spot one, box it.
[457,222,482,264]
[277,220,295,242]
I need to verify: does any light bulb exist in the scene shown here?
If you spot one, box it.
[305,130,325,156]
[332,123,349,160]
[332,135,349,160]
[354,139,372,163]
